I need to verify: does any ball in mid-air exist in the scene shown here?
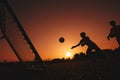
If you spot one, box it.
[59,37,65,43]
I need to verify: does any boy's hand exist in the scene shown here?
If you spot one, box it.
[107,36,110,40]
[71,46,75,49]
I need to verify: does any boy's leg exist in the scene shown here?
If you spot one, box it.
[86,47,92,55]
[116,36,120,47]
[94,45,105,58]
[92,43,101,52]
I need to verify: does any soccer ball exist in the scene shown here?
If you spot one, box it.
[59,37,65,43]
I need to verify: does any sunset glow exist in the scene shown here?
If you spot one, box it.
[0,0,120,62]
[65,51,71,59]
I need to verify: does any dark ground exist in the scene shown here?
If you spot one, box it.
[0,57,120,80]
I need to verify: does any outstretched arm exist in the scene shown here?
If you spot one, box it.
[107,34,110,40]
[107,33,114,40]
[107,29,115,40]
[71,41,81,49]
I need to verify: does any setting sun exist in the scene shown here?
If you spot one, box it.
[0,0,119,62]
[65,51,71,58]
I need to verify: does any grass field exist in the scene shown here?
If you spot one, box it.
[0,57,120,80]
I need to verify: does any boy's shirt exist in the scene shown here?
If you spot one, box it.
[80,36,95,47]
[109,25,120,38]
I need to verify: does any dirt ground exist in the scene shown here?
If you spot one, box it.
[0,58,120,80]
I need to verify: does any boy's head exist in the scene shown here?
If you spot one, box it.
[109,20,116,26]
[80,32,86,38]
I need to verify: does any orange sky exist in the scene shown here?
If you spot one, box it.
[0,0,120,62]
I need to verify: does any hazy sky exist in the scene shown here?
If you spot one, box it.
[0,0,120,61]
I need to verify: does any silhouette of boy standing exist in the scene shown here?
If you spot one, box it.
[107,20,120,47]
[71,32,101,55]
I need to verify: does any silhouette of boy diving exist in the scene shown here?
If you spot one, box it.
[107,20,120,47]
[71,32,101,55]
